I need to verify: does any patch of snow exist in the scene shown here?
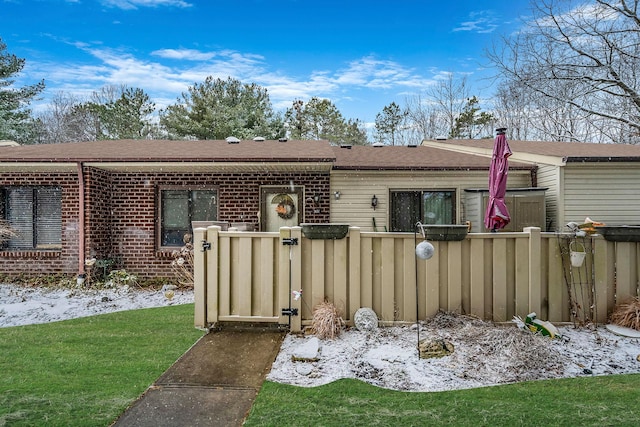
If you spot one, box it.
[0,283,194,328]
[268,317,640,392]
[292,336,321,360]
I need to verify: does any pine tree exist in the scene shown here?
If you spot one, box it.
[0,38,45,144]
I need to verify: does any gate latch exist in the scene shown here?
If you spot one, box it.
[201,240,211,252]
[281,307,299,316]
[282,238,298,246]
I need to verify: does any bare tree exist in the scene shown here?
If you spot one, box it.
[429,73,471,138]
[404,73,472,140]
[491,80,533,141]
[488,0,640,144]
[404,93,441,140]
[36,92,96,144]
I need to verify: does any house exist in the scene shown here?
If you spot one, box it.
[422,138,640,231]
[0,139,334,280]
[328,144,537,231]
[3,136,637,281]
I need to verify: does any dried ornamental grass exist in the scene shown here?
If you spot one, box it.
[0,220,18,243]
[171,234,194,288]
[610,297,640,331]
[312,301,345,339]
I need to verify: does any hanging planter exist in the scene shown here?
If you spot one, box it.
[595,225,640,242]
[301,223,349,239]
[569,241,586,267]
[422,225,468,241]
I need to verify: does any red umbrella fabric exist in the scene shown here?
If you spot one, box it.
[484,129,512,231]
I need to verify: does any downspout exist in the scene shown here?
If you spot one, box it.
[77,162,86,283]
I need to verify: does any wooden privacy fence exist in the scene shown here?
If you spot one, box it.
[193,226,639,332]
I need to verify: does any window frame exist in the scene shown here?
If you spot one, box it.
[390,189,457,232]
[1,186,62,250]
[157,186,219,249]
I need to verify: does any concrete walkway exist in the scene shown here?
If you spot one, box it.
[112,328,285,427]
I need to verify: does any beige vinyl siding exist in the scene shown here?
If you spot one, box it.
[330,170,533,231]
[535,164,562,231]
[563,164,640,226]
[463,192,483,230]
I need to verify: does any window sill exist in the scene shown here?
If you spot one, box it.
[0,250,61,258]
[155,249,180,259]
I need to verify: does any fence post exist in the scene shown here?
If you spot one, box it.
[290,227,303,332]
[278,227,292,326]
[193,227,207,329]
[525,227,542,317]
[206,226,220,326]
[278,226,303,332]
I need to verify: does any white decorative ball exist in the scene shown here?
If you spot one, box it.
[415,240,435,260]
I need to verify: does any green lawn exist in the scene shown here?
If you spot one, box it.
[0,304,203,426]
[2,306,639,427]
[246,375,640,427]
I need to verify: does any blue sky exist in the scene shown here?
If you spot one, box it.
[2,0,532,125]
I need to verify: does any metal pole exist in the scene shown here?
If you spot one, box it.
[415,225,420,359]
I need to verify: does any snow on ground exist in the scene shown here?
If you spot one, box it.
[268,313,640,392]
[1,283,639,392]
[0,283,194,328]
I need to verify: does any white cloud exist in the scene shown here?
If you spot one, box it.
[453,11,499,34]
[100,0,192,10]
[335,57,434,89]
[151,48,217,61]
[24,40,470,122]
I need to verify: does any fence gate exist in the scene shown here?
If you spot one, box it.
[193,226,302,330]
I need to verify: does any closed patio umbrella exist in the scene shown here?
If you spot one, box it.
[484,128,512,231]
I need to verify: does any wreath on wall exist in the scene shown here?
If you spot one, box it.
[273,194,296,220]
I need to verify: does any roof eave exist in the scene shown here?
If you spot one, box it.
[0,161,334,173]
[563,156,640,163]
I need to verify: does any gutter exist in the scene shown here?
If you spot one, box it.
[563,156,640,163]
[76,162,86,281]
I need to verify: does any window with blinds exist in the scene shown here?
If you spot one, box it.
[1,187,62,249]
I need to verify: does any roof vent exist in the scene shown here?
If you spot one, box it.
[407,143,418,147]
[278,138,288,142]
[339,144,352,149]
[253,136,265,141]
[372,142,385,147]
[226,136,240,144]
[435,136,447,141]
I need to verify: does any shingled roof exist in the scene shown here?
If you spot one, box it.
[0,139,336,163]
[5,138,631,170]
[425,139,640,163]
[331,144,533,170]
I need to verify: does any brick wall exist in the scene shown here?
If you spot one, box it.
[105,170,331,279]
[84,167,114,266]
[1,168,331,280]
